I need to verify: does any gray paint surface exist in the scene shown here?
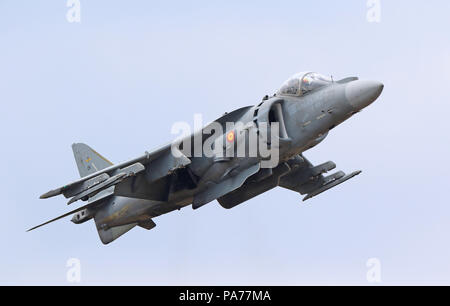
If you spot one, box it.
[32,72,383,244]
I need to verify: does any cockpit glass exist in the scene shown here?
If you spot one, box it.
[277,72,332,97]
[301,72,332,94]
[278,78,300,96]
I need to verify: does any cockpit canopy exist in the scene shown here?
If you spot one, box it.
[277,72,333,97]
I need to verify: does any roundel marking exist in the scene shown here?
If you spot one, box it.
[226,131,235,143]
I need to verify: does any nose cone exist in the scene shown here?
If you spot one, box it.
[345,80,384,110]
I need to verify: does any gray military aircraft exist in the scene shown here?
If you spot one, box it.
[29,72,383,244]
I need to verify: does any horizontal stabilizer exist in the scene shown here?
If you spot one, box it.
[67,172,126,205]
[64,173,111,198]
[65,163,145,205]
[39,153,160,200]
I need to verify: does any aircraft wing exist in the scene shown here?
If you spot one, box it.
[40,105,258,204]
[279,155,361,201]
[39,142,192,204]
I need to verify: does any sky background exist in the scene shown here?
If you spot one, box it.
[1,0,450,285]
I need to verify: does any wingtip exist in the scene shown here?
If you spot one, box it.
[352,170,363,177]
[39,193,50,199]
[39,188,63,199]
[26,226,37,232]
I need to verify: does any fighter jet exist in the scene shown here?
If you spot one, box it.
[29,72,383,244]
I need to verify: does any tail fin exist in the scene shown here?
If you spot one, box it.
[72,143,113,177]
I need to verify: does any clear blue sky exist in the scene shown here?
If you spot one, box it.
[1,0,450,285]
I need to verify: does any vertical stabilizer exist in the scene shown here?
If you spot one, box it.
[72,143,113,177]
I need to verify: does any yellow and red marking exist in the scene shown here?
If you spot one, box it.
[226,130,235,143]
